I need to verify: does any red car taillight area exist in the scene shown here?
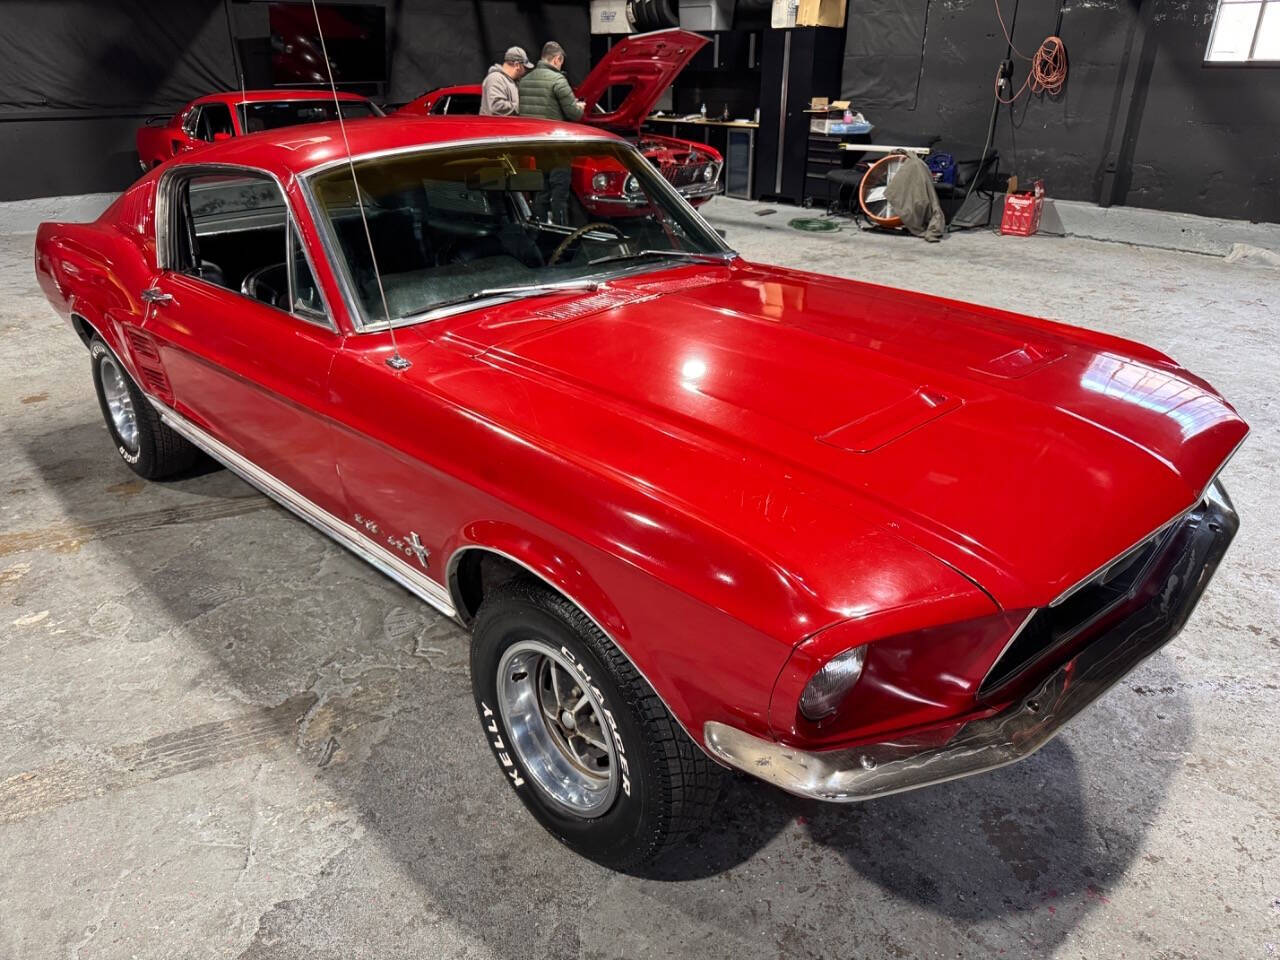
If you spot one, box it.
[771,609,1030,749]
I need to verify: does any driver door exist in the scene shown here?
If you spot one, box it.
[142,168,344,514]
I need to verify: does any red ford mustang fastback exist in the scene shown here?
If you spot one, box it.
[135,89,382,170]
[36,114,1246,869]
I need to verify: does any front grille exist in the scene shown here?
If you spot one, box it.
[980,524,1175,694]
[662,163,708,189]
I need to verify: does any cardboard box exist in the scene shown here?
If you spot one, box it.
[590,0,632,34]
[799,0,847,26]
[772,0,847,27]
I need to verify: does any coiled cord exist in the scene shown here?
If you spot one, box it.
[993,0,1068,103]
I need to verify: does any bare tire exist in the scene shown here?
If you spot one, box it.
[471,579,723,869]
[90,337,197,479]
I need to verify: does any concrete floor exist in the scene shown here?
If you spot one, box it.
[1,196,1276,959]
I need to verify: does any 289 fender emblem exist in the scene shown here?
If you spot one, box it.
[480,701,524,788]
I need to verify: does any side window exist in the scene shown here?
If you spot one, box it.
[182,106,202,137]
[197,103,234,141]
[430,95,450,115]
[169,170,328,326]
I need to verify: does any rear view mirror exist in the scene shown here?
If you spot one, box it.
[466,167,546,192]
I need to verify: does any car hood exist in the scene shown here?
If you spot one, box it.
[576,28,708,132]
[464,263,1247,608]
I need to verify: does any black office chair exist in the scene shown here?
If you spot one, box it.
[936,150,1002,229]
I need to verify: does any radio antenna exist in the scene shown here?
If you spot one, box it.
[223,0,250,124]
[309,0,410,370]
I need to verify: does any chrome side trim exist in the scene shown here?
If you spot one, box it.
[148,397,457,620]
[443,544,709,757]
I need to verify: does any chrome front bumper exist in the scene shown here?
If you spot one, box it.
[704,480,1238,802]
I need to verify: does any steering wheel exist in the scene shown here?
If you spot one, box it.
[548,222,625,266]
[240,263,286,308]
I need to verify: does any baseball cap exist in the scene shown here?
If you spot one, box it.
[504,46,535,69]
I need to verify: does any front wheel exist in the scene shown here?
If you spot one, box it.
[471,580,722,869]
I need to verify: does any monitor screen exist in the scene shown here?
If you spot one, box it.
[268,3,387,86]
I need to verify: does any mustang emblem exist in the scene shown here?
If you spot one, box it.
[408,531,430,568]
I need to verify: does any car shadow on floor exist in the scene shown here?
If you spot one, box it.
[13,417,1194,957]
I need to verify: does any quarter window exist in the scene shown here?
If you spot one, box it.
[1205,0,1280,62]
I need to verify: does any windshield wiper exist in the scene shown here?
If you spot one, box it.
[407,279,608,317]
[587,249,735,268]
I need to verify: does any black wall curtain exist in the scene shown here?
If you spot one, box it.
[0,0,237,116]
[841,0,929,110]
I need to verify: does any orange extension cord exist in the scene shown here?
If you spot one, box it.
[993,0,1067,103]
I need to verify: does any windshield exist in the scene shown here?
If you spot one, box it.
[307,138,732,328]
[238,99,380,133]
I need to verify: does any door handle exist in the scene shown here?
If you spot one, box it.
[141,287,173,305]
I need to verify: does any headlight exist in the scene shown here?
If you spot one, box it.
[623,174,642,195]
[591,172,611,192]
[798,646,866,721]
[702,163,718,183]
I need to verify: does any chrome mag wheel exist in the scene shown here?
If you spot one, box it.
[497,639,619,817]
[99,354,139,453]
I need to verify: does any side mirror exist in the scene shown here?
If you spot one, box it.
[212,131,233,142]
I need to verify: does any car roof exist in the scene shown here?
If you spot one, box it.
[195,89,371,106]
[165,115,625,179]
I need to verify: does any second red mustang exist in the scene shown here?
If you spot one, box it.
[399,29,724,211]
[37,113,1245,869]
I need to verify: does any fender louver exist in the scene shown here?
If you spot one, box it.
[123,328,174,405]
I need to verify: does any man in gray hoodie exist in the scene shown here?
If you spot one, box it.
[480,46,534,116]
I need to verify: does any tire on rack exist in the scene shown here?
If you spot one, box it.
[89,336,198,479]
[471,578,723,870]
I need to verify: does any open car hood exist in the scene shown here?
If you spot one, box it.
[576,28,708,132]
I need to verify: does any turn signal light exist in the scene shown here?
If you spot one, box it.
[798,646,867,721]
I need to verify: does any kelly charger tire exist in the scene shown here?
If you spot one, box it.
[471,579,723,869]
[90,337,198,479]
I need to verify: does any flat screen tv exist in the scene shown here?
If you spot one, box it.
[269,3,387,86]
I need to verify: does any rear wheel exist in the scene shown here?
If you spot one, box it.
[90,337,197,479]
[471,579,723,869]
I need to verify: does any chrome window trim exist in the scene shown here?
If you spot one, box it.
[297,133,735,334]
[146,395,458,620]
[443,545,708,756]
[155,161,338,333]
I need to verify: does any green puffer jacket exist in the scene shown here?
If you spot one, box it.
[517,61,584,122]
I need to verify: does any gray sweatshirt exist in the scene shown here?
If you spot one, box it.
[480,64,519,116]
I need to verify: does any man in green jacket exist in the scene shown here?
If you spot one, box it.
[518,41,585,223]
[517,41,585,122]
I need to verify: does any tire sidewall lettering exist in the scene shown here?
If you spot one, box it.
[92,341,145,466]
